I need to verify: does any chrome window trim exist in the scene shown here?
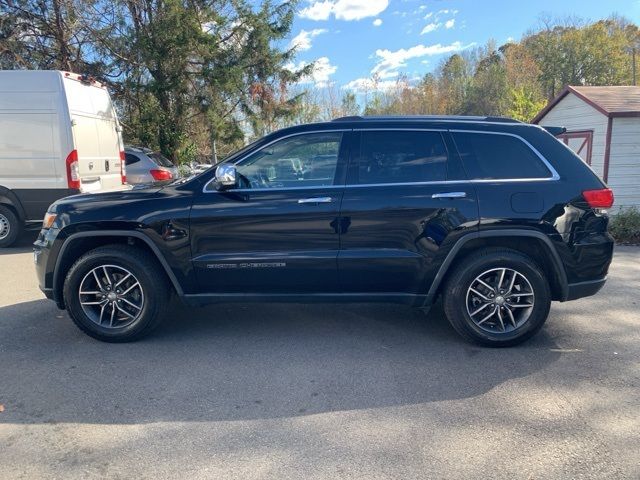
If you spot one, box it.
[449,129,561,181]
[202,127,560,194]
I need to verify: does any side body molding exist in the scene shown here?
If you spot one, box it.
[52,230,184,305]
[424,229,569,305]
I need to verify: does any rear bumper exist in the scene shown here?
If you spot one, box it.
[565,277,606,301]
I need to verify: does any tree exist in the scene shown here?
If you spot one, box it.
[0,0,103,72]
[438,54,470,114]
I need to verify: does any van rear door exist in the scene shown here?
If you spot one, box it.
[62,75,123,192]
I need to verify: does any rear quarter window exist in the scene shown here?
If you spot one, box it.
[452,132,553,180]
[149,152,174,168]
[125,153,140,165]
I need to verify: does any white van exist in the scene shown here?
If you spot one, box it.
[0,70,126,247]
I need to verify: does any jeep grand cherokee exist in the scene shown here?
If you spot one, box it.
[34,116,614,346]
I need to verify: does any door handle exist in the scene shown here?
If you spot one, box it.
[432,192,467,199]
[298,197,333,204]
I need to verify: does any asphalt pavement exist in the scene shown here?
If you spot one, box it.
[1,232,638,479]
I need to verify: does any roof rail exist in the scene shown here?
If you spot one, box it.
[331,115,521,124]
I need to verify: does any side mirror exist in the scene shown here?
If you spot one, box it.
[214,163,237,190]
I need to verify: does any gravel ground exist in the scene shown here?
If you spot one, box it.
[1,232,639,479]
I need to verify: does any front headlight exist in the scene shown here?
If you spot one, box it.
[42,212,57,229]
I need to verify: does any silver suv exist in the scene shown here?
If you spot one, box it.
[124,147,179,184]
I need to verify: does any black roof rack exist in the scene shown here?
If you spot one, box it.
[331,115,522,124]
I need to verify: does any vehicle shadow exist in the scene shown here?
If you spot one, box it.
[0,298,561,425]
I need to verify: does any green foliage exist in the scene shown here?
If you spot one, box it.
[523,18,638,98]
[609,207,640,244]
[356,16,638,121]
[1,0,305,162]
[2,7,639,157]
[506,87,547,121]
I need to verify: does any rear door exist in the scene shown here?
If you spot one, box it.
[337,129,479,295]
[63,77,123,191]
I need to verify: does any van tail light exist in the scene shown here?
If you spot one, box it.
[150,169,173,181]
[65,149,80,189]
[120,151,127,184]
[582,188,614,209]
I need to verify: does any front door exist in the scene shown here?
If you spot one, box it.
[338,129,479,295]
[190,130,349,294]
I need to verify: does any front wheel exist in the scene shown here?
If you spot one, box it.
[63,245,170,342]
[443,249,551,347]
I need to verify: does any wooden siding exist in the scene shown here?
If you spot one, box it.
[609,117,640,208]
[536,93,608,179]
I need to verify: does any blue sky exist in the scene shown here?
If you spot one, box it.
[287,0,640,91]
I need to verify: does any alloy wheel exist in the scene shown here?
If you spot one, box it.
[78,265,144,329]
[465,267,535,333]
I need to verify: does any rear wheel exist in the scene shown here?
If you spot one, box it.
[0,205,21,248]
[63,245,170,342]
[443,248,551,347]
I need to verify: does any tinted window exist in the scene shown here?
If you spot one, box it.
[125,153,140,165]
[149,152,174,168]
[235,132,342,189]
[357,131,447,184]
[452,132,552,180]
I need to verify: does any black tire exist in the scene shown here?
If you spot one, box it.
[63,245,170,342]
[0,205,21,248]
[443,248,551,347]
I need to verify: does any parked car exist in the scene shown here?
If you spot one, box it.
[124,147,179,184]
[0,70,126,247]
[34,115,614,346]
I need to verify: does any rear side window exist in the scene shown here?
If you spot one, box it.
[357,131,448,184]
[452,132,552,180]
[125,153,140,165]
[149,152,174,167]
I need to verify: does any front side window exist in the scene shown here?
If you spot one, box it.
[357,131,448,184]
[234,132,342,189]
[452,132,553,180]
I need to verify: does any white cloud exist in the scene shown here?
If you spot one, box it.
[420,8,458,35]
[299,0,389,21]
[288,28,327,51]
[373,18,383,27]
[372,41,475,78]
[311,57,338,86]
[299,0,334,20]
[343,77,399,93]
[287,57,338,88]
[334,0,388,20]
[420,22,441,34]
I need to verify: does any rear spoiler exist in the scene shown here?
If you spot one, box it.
[541,125,567,137]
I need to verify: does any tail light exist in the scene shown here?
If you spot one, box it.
[120,151,127,184]
[150,169,173,181]
[65,150,80,189]
[582,188,614,209]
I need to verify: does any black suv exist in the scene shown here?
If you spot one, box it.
[34,116,614,346]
